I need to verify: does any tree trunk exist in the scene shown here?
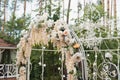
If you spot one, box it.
[39,0,42,14]
[63,0,64,20]
[67,0,71,24]
[101,0,104,10]
[24,0,26,17]
[114,0,117,19]
[110,0,113,17]
[107,0,110,18]
[49,0,52,16]
[101,0,105,24]
[45,0,47,12]
[77,0,80,23]
[13,0,17,16]
[0,0,1,17]
[84,0,85,7]
[58,0,60,17]
[109,0,113,35]
[2,0,7,32]
[84,0,85,12]
[114,0,117,32]
[0,0,1,28]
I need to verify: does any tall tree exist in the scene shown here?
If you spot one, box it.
[24,0,26,17]
[101,0,105,24]
[114,0,117,33]
[84,0,86,8]
[2,0,7,32]
[114,0,117,19]
[77,0,81,22]
[48,0,52,16]
[107,0,110,18]
[67,0,71,24]
[0,0,2,29]
[110,0,113,17]
[38,0,43,14]
[84,0,86,14]
[19,0,32,17]
[62,0,64,20]
[19,0,32,26]
[0,0,1,14]
[13,0,17,16]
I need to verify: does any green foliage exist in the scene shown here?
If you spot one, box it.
[50,6,60,21]
[83,3,105,22]
[1,50,12,64]
[69,70,74,74]
[100,39,118,49]
[0,31,15,44]
[2,14,31,44]
[30,44,61,80]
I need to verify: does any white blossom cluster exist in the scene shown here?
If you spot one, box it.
[50,20,75,48]
[73,21,104,48]
[73,18,120,49]
[64,50,82,80]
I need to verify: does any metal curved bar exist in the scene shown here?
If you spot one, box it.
[69,27,88,80]
[97,62,118,79]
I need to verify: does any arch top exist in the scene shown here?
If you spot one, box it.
[16,13,84,80]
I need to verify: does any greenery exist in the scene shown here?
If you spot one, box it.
[30,44,61,80]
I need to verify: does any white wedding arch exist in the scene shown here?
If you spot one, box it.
[16,13,88,80]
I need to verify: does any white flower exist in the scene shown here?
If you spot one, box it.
[45,20,54,27]
[50,30,58,42]
[51,30,57,38]
[69,38,75,44]
[19,66,26,75]
[43,13,48,21]
[54,20,67,31]
[21,30,27,36]
[105,52,113,61]
[71,52,82,63]
[19,66,26,80]
[23,34,29,39]
[28,22,34,29]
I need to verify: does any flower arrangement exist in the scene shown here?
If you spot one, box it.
[16,13,82,80]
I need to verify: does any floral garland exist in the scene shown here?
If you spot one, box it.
[16,13,82,80]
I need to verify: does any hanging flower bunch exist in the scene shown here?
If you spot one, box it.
[65,51,82,80]
[16,13,53,65]
[50,20,83,79]
[18,66,26,80]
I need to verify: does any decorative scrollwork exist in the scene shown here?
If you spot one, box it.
[0,64,16,78]
[97,62,118,80]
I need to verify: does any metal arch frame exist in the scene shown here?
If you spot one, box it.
[0,36,120,80]
[82,37,120,80]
